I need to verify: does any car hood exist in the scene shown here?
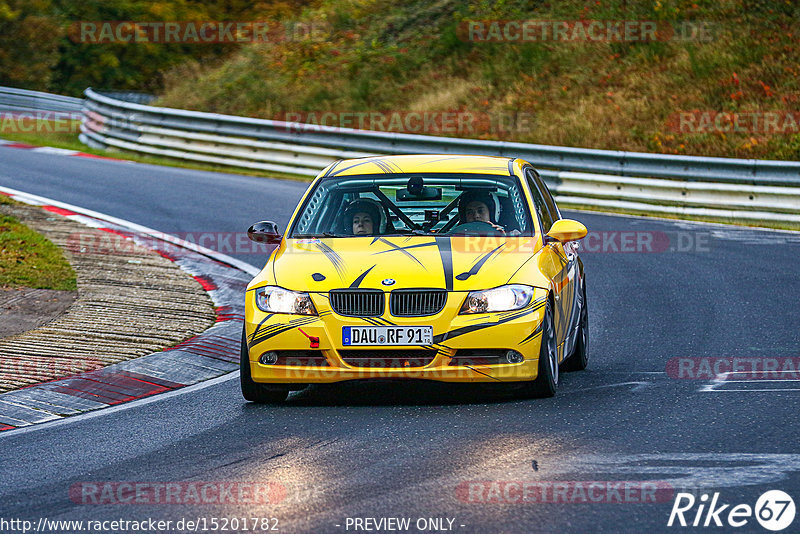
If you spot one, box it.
[272,236,541,292]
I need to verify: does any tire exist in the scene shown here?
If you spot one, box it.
[519,298,558,398]
[562,280,588,372]
[240,325,289,403]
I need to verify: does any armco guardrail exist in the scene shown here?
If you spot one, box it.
[80,88,800,226]
[2,83,794,225]
[0,86,83,116]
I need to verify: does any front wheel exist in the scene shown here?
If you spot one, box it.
[519,298,558,398]
[240,325,289,403]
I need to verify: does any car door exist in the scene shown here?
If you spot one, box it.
[525,168,575,357]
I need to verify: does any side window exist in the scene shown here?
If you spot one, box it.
[525,168,553,233]
[532,171,561,221]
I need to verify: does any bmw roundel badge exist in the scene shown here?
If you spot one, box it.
[382,278,396,286]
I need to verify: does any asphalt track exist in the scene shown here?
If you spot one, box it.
[1,146,799,533]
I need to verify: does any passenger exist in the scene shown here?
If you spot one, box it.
[457,190,505,233]
[344,199,382,236]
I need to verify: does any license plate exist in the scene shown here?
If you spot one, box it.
[342,326,433,346]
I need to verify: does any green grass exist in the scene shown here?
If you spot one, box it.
[0,204,77,290]
[152,0,800,161]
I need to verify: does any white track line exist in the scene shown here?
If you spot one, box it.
[0,185,259,435]
[0,372,239,438]
[0,185,259,276]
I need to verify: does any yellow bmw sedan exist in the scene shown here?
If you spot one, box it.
[241,155,588,402]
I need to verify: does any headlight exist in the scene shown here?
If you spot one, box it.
[459,284,534,314]
[254,286,317,315]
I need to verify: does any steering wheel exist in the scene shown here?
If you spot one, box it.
[446,221,505,236]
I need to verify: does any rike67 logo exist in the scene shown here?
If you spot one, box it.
[668,490,795,531]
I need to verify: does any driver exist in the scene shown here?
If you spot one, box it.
[457,190,505,233]
[344,198,382,236]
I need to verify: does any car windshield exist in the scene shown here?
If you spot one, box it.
[289,173,534,238]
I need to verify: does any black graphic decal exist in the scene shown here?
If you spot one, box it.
[456,245,504,281]
[250,313,274,341]
[349,265,376,288]
[315,242,345,277]
[249,316,317,347]
[519,322,544,345]
[435,236,454,291]
[373,238,434,267]
[433,298,546,343]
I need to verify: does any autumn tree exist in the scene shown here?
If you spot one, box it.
[0,0,62,91]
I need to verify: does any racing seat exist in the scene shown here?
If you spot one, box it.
[497,195,520,233]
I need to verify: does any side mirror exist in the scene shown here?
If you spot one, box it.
[545,219,587,243]
[248,221,282,244]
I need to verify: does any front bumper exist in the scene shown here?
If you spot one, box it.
[245,291,547,384]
